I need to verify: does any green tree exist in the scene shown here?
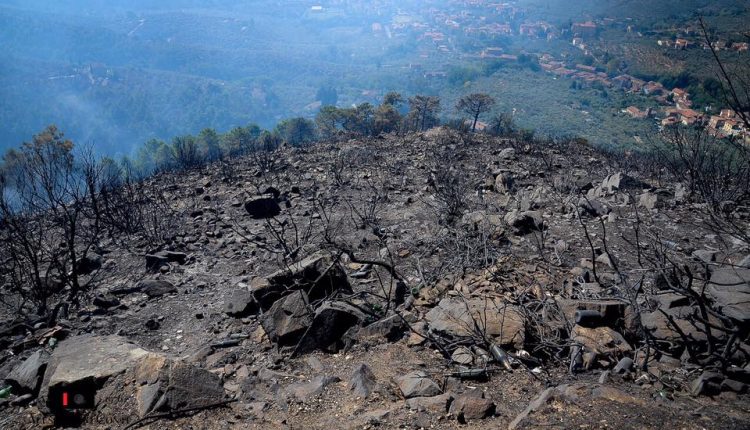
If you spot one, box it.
[222,125,260,157]
[197,128,222,161]
[316,85,338,106]
[382,92,404,107]
[316,105,343,138]
[171,135,202,169]
[408,95,441,132]
[456,93,496,132]
[275,117,317,146]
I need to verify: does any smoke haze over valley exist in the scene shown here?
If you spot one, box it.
[2,0,748,155]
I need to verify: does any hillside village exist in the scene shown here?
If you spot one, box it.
[307,0,750,143]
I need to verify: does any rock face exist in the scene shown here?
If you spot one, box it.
[397,371,441,399]
[244,196,281,219]
[5,350,49,394]
[425,297,525,348]
[250,251,351,311]
[706,268,750,323]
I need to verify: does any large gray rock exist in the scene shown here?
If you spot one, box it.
[287,375,340,402]
[357,314,407,342]
[250,251,351,311]
[406,392,453,413]
[571,325,631,356]
[449,393,495,422]
[578,198,610,218]
[706,268,750,323]
[637,191,663,210]
[260,290,313,346]
[425,297,525,349]
[39,335,152,414]
[397,371,441,399]
[224,287,256,317]
[601,172,644,194]
[112,280,176,298]
[5,350,49,394]
[39,335,225,420]
[294,301,365,354]
[161,361,225,411]
[504,210,543,235]
[145,251,186,271]
[138,280,177,298]
[349,363,377,398]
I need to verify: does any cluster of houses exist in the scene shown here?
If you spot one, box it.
[539,55,613,87]
[535,51,749,142]
[657,37,749,52]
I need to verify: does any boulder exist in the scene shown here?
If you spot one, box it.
[406,392,453,413]
[349,363,377,398]
[223,287,256,317]
[260,290,313,346]
[161,361,225,411]
[250,251,351,311]
[449,393,495,422]
[92,293,120,309]
[498,148,515,160]
[690,371,724,396]
[288,375,340,403]
[397,371,441,399]
[294,301,365,353]
[39,335,226,420]
[578,198,610,218]
[426,297,525,348]
[640,306,717,344]
[145,251,187,271]
[5,350,49,394]
[75,255,102,275]
[504,210,543,235]
[571,325,631,356]
[244,196,281,219]
[706,267,750,323]
[138,280,177,298]
[601,173,644,194]
[494,172,514,194]
[460,211,504,234]
[39,335,152,414]
[637,191,662,210]
[357,314,407,342]
[691,249,718,264]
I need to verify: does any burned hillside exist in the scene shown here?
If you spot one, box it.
[1,128,750,429]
